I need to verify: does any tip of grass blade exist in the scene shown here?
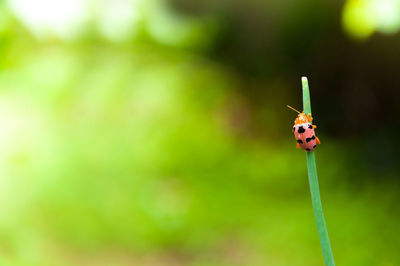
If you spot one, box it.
[301,76,311,115]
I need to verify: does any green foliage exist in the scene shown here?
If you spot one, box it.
[0,1,399,266]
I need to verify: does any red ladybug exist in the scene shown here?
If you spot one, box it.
[287,104,320,152]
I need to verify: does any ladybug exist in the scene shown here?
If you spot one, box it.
[287,104,320,152]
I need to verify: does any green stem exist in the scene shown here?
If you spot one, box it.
[302,77,335,266]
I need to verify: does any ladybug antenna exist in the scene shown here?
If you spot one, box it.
[303,101,309,113]
[287,105,301,114]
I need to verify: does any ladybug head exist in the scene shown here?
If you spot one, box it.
[295,112,312,124]
[287,105,313,125]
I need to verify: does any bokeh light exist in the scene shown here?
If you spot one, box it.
[342,0,400,39]
[5,0,89,40]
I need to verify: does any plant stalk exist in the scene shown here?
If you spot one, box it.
[302,77,335,266]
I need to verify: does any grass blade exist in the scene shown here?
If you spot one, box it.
[301,77,335,266]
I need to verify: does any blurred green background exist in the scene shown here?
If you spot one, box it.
[0,0,400,265]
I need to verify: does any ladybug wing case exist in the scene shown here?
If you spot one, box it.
[294,123,317,152]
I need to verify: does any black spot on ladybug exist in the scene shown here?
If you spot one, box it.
[306,135,316,142]
[306,148,310,151]
[297,139,303,144]
[308,124,313,129]
[298,126,305,133]
[313,145,316,149]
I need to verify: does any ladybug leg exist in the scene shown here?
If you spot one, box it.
[296,142,300,149]
[313,125,317,128]
[316,136,321,145]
